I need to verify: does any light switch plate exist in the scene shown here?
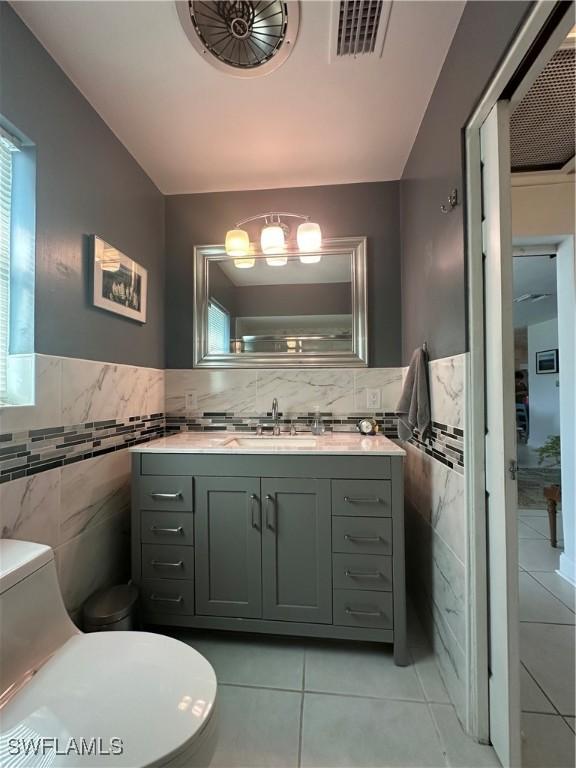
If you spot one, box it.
[366,388,381,410]
[185,391,198,412]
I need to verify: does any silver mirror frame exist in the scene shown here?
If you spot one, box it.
[193,236,368,368]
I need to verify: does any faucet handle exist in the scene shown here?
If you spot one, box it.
[256,424,263,436]
[290,423,296,436]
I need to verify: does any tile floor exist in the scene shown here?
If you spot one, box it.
[169,615,501,768]
[157,506,575,768]
[518,507,576,768]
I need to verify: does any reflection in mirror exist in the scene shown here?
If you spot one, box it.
[207,254,353,355]
[194,237,367,367]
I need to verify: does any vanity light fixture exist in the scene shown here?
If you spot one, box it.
[224,229,255,269]
[225,212,322,267]
[297,222,322,262]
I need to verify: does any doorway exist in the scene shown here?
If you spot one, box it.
[465,3,575,766]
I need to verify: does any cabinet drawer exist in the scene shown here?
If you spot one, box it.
[141,510,194,546]
[332,517,392,555]
[142,544,194,581]
[333,589,393,629]
[332,480,391,517]
[139,476,193,511]
[141,579,194,616]
[332,553,392,591]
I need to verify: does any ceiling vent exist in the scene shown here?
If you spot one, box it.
[176,1,300,78]
[330,1,392,60]
[511,48,575,172]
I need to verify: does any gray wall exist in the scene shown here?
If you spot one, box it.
[166,182,401,368]
[400,0,531,363]
[0,4,165,368]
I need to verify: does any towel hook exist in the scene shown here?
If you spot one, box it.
[440,189,458,214]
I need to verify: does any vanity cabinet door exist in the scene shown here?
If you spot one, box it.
[195,477,262,618]
[261,478,332,624]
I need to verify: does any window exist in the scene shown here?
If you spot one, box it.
[208,299,231,354]
[0,129,19,401]
[0,121,35,408]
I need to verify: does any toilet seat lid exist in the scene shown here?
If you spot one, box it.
[0,632,217,766]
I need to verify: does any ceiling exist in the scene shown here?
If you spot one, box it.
[12,1,465,194]
[512,254,558,328]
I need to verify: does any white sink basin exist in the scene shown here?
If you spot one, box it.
[224,436,318,450]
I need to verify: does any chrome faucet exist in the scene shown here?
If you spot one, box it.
[271,398,281,436]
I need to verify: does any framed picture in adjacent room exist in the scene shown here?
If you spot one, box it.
[91,235,147,323]
[535,348,559,374]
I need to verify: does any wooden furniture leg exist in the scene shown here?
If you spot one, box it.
[544,485,561,548]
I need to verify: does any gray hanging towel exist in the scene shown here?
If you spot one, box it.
[397,347,431,441]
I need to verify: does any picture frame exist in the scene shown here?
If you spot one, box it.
[91,235,147,323]
[535,348,559,374]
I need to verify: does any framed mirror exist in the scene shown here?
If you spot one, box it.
[193,236,367,368]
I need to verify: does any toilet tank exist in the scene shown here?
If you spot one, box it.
[0,540,78,700]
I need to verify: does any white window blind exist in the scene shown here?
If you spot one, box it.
[208,299,230,354]
[0,130,18,400]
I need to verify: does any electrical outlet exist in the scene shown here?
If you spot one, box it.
[366,388,381,410]
[185,390,197,412]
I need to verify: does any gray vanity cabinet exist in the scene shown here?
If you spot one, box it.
[131,451,408,666]
[195,477,262,618]
[261,478,332,624]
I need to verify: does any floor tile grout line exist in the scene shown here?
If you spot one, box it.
[523,570,576,614]
[520,516,555,537]
[519,619,575,626]
[218,681,431,706]
[297,650,306,768]
[423,699,451,767]
[520,661,563,718]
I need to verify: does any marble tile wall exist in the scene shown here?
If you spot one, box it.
[403,353,469,724]
[165,367,404,418]
[0,354,165,617]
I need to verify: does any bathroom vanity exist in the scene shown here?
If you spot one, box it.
[130,434,408,665]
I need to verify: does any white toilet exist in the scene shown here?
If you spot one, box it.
[0,539,218,767]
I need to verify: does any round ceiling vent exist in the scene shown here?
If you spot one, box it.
[176,1,300,78]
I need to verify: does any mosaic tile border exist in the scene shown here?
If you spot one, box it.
[0,412,465,484]
[0,414,164,484]
[409,421,465,475]
[165,412,400,437]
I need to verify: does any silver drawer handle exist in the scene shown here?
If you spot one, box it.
[150,594,183,604]
[345,569,382,579]
[345,607,382,617]
[151,560,184,569]
[150,491,183,500]
[344,535,382,543]
[150,525,184,535]
[344,496,382,504]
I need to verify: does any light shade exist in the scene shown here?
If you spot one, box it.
[266,255,288,266]
[297,222,322,257]
[225,229,250,257]
[234,257,255,269]
[261,225,286,255]
[100,245,121,272]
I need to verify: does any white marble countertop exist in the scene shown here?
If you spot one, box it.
[130,432,405,457]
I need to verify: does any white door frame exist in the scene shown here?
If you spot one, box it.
[464,0,575,746]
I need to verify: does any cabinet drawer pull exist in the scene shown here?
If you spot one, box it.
[250,494,261,530]
[151,560,184,569]
[149,594,183,604]
[150,491,183,500]
[344,496,382,504]
[345,607,382,617]
[265,494,276,530]
[344,534,382,543]
[345,569,382,579]
[150,525,184,536]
